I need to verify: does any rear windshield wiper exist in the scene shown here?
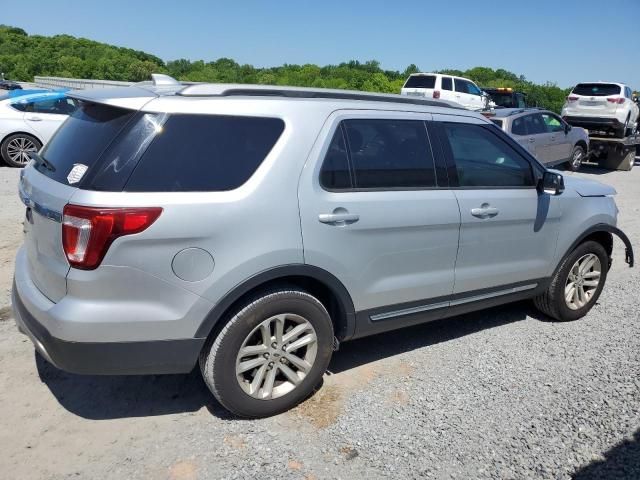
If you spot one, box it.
[29,151,56,172]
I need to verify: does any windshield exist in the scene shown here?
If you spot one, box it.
[572,83,621,96]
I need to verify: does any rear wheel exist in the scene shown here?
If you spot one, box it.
[534,241,608,321]
[199,288,334,418]
[1,133,41,168]
[619,116,630,138]
[566,145,585,171]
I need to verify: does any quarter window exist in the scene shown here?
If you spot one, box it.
[442,123,534,188]
[125,115,284,192]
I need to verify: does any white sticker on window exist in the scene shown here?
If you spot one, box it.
[67,164,88,184]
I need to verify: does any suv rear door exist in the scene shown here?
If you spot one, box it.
[18,101,140,302]
[432,115,561,294]
[299,112,460,331]
[571,83,622,117]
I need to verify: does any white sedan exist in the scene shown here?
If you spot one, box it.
[0,90,78,167]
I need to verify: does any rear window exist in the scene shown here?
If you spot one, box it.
[124,115,284,192]
[38,102,137,184]
[404,75,436,89]
[572,83,621,96]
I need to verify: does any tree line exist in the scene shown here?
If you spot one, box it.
[1,25,571,112]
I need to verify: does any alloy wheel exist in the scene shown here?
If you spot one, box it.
[571,148,583,169]
[565,253,601,310]
[6,136,37,165]
[235,313,318,400]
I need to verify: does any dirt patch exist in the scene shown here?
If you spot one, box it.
[293,384,342,429]
[223,434,246,450]
[292,360,413,429]
[287,459,303,471]
[0,305,12,322]
[167,460,198,480]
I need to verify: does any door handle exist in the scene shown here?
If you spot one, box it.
[550,135,556,141]
[528,138,535,143]
[470,204,499,219]
[26,116,42,121]
[318,211,359,225]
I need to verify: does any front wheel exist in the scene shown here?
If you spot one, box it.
[1,133,42,168]
[534,240,608,321]
[199,288,334,418]
[566,145,585,171]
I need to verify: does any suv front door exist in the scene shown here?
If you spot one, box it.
[299,112,461,327]
[433,115,561,295]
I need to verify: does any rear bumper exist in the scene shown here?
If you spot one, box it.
[12,245,207,375]
[12,283,204,375]
[563,116,623,130]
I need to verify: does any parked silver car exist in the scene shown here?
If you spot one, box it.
[13,76,634,418]
[488,108,590,171]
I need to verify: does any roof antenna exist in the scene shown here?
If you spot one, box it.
[151,74,180,86]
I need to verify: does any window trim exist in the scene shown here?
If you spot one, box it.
[435,121,541,190]
[317,118,446,193]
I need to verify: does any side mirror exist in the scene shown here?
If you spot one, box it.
[539,171,564,195]
[564,123,572,134]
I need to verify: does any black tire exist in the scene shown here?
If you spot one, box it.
[0,133,42,168]
[565,145,585,172]
[618,116,630,138]
[199,288,334,418]
[533,241,608,321]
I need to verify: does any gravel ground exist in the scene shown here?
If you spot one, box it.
[0,161,639,479]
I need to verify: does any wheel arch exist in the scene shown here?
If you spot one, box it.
[557,224,634,274]
[575,140,588,152]
[194,265,357,342]
[1,130,43,147]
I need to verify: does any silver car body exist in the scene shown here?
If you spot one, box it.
[12,81,631,375]
[489,108,590,167]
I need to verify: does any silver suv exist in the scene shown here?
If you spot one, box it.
[489,108,590,171]
[13,76,634,418]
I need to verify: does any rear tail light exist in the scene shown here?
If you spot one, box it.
[62,205,162,270]
[433,90,441,99]
[567,96,579,102]
[606,97,625,104]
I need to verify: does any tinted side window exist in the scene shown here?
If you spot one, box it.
[441,77,453,91]
[525,114,547,134]
[343,119,436,189]
[30,97,77,115]
[442,123,534,188]
[541,113,564,133]
[454,80,468,93]
[512,117,526,136]
[126,115,284,192]
[320,127,352,190]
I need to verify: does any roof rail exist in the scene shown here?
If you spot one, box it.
[177,83,463,109]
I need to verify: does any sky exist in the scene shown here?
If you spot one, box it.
[3,0,639,89]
